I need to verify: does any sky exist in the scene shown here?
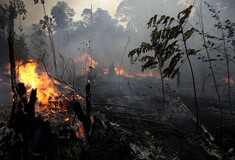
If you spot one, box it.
[0,0,235,95]
[1,0,234,27]
[1,0,234,70]
[0,0,123,26]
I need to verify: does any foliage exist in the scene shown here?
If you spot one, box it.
[0,4,8,30]
[33,0,45,4]
[129,5,199,79]
[39,15,53,31]
[196,2,235,63]
[30,24,48,58]
[15,34,29,62]
[51,1,75,31]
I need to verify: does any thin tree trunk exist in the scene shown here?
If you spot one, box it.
[225,55,232,114]
[199,1,223,134]
[221,28,232,114]
[119,37,130,82]
[85,82,91,117]
[180,26,199,127]
[42,3,57,77]
[8,3,17,123]
[159,66,165,112]
[73,60,75,87]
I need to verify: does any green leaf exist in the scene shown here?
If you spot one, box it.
[169,17,175,25]
[157,15,166,25]
[147,15,157,28]
[184,28,195,41]
[187,49,200,55]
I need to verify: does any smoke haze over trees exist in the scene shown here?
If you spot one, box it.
[0,0,235,96]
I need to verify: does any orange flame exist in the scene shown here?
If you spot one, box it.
[75,123,86,141]
[103,68,109,75]
[222,77,234,86]
[74,53,98,73]
[136,71,154,77]
[9,60,82,120]
[18,61,60,107]
[114,63,134,78]
[112,63,169,80]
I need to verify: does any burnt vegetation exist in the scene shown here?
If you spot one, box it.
[0,0,235,160]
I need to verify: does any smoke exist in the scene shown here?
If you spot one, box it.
[0,0,235,105]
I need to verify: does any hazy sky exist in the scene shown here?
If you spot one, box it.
[1,0,234,27]
[0,0,123,26]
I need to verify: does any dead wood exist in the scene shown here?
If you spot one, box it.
[105,114,192,135]
[73,101,91,139]
[86,82,91,116]
[91,103,159,113]
[166,83,215,141]
[41,58,84,98]
[8,3,17,124]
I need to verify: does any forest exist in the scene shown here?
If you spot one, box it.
[0,0,235,159]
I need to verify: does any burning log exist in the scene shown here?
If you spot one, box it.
[73,100,91,140]
[85,82,91,116]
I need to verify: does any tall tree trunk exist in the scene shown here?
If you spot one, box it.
[159,66,165,112]
[8,3,17,123]
[42,3,57,77]
[225,55,232,114]
[221,28,232,115]
[199,1,223,135]
[85,82,91,117]
[181,26,199,127]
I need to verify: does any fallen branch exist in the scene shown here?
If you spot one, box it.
[91,103,159,114]
[28,52,84,98]
[166,83,215,141]
[41,58,85,99]
[105,114,192,136]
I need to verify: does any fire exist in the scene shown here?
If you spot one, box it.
[136,71,154,77]
[135,70,168,80]
[103,68,109,75]
[222,77,234,86]
[18,61,60,107]
[164,77,169,81]
[74,53,98,73]
[75,123,86,141]
[0,78,2,82]
[8,60,87,141]
[114,63,134,78]
[111,63,169,80]
[9,60,82,120]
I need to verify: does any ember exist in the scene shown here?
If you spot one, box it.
[103,68,109,75]
[75,122,86,141]
[222,77,234,86]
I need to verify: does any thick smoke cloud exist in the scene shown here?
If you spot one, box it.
[1,0,234,99]
[21,0,232,90]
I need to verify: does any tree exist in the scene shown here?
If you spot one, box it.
[192,1,235,134]
[34,0,57,77]
[7,0,27,123]
[0,4,8,34]
[51,1,75,31]
[0,4,9,68]
[30,24,48,58]
[162,6,200,127]
[204,2,235,115]
[129,6,200,126]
